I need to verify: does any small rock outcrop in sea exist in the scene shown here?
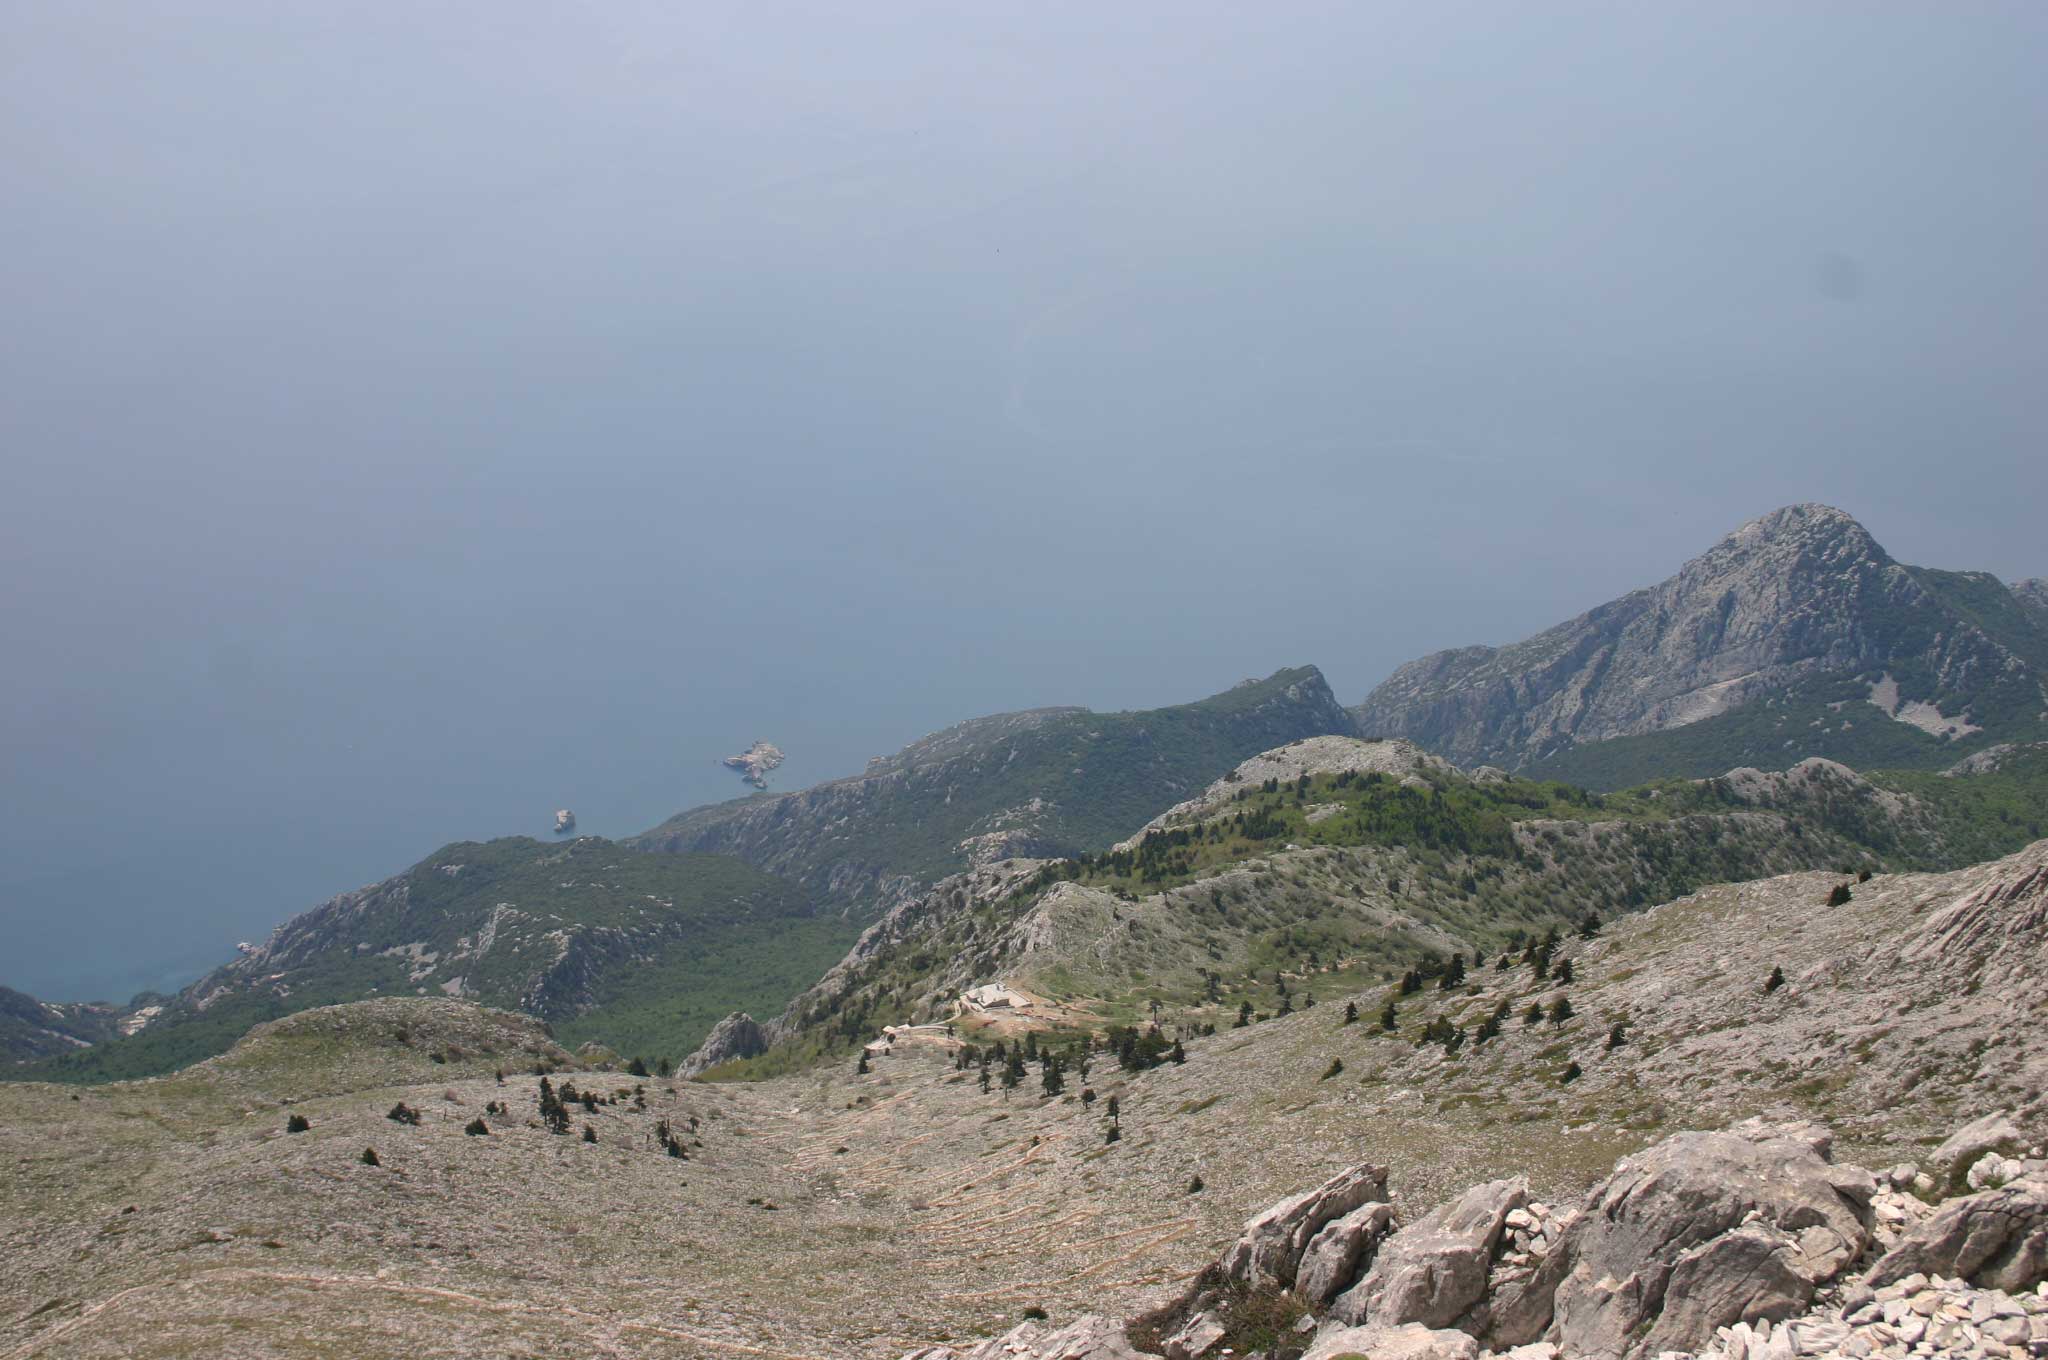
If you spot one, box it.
[553,809,575,835]
[721,741,786,790]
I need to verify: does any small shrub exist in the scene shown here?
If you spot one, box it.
[582,1125,598,1144]
[1560,1062,1582,1084]
[285,1114,311,1134]
[1827,883,1852,907]
[387,1101,422,1125]
[464,1118,490,1136]
[1764,966,1785,995]
[360,1147,380,1166]
[1022,1306,1049,1321]
[1321,1058,1344,1080]
[1187,1174,1204,1194]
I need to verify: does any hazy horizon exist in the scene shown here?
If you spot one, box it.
[5,3,2046,1002]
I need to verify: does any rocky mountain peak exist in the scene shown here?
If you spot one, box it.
[679,1011,768,1076]
[1354,504,2045,781]
[1726,500,1877,550]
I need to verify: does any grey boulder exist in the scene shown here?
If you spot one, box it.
[1488,1119,1872,1360]
[1327,1177,1527,1329]
[1220,1161,1390,1286]
[1865,1174,2048,1292]
[1931,1111,2030,1195]
[1295,1201,1399,1307]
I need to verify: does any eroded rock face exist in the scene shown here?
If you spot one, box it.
[1220,1161,1390,1287]
[1327,1177,1527,1330]
[1489,1120,1873,1359]
[1296,1201,1399,1308]
[1866,1174,2048,1292]
[678,1011,766,1076]
[1631,1221,1813,1356]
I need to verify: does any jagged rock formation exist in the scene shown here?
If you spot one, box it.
[632,667,1361,917]
[1220,1161,1390,1285]
[679,1011,767,1075]
[1330,1176,1528,1331]
[720,740,786,790]
[1486,1121,1874,1357]
[1354,504,2048,784]
[1866,1174,2048,1294]
[942,1114,2045,1360]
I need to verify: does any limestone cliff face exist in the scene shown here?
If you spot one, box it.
[679,1011,768,1075]
[630,667,1361,917]
[1354,504,2048,771]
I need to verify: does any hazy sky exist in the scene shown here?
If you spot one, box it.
[4,2,2044,1002]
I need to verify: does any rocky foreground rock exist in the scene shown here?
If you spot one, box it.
[904,1113,2048,1360]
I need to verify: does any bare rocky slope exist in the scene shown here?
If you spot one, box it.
[1352,505,2048,787]
[4,835,2045,1358]
[6,837,837,1083]
[630,666,1361,917]
[730,736,2019,1073]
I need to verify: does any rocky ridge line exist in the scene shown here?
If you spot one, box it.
[1352,504,2048,773]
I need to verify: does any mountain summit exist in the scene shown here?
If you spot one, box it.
[1353,504,2048,785]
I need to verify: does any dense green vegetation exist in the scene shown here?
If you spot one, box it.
[550,914,860,1064]
[1528,670,2047,790]
[0,986,127,1065]
[9,839,829,1084]
[1045,768,1741,895]
[1874,745,2048,868]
